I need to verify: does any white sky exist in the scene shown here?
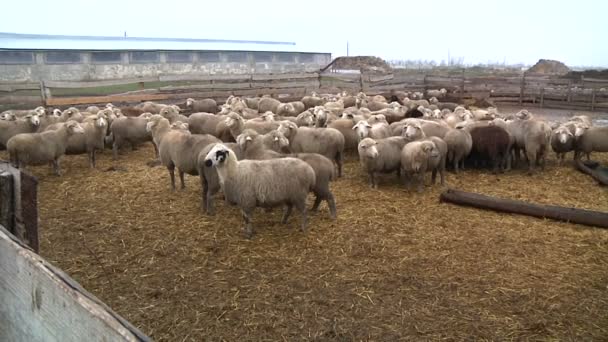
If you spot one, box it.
[1,0,607,67]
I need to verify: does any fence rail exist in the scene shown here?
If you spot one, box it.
[1,71,607,111]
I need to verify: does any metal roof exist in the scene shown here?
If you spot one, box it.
[0,32,328,54]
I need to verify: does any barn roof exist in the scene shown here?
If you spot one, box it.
[0,32,325,54]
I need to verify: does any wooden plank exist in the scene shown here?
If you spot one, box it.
[0,171,14,234]
[0,83,41,92]
[0,95,43,105]
[251,80,319,89]
[160,83,252,91]
[20,171,38,253]
[251,73,319,81]
[46,94,169,106]
[160,74,251,82]
[0,226,151,342]
[440,189,608,228]
[368,74,394,83]
[44,77,160,89]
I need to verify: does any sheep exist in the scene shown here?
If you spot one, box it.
[224,112,280,140]
[366,101,392,112]
[118,107,146,117]
[426,88,447,99]
[0,112,17,121]
[160,106,189,124]
[85,106,100,114]
[323,100,345,117]
[276,103,298,117]
[301,93,326,109]
[550,125,575,165]
[443,128,472,173]
[352,120,391,141]
[574,126,608,161]
[400,140,443,192]
[38,109,63,131]
[235,130,337,219]
[0,113,41,149]
[159,128,220,191]
[186,98,218,114]
[402,121,449,140]
[243,97,260,110]
[134,101,167,114]
[7,121,84,175]
[357,136,408,188]
[110,116,155,159]
[197,142,244,215]
[203,144,316,238]
[327,119,358,151]
[146,115,173,157]
[59,107,84,123]
[1,106,45,119]
[508,119,551,173]
[188,113,225,136]
[569,115,592,126]
[47,115,108,168]
[468,125,511,173]
[279,121,345,177]
[258,97,281,114]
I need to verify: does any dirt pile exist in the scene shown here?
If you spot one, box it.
[527,59,570,75]
[328,56,393,73]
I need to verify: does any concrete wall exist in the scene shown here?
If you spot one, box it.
[0,50,332,82]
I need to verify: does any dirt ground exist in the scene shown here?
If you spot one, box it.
[3,113,608,341]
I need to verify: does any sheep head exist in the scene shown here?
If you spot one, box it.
[236,130,259,150]
[25,113,41,126]
[296,111,314,127]
[224,112,243,128]
[105,103,115,109]
[268,130,290,150]
[170,121,190,132]
[34,106,46,116]
[186,98,195,108]
[278,121,298,140]
[204,144,232,167]
[404,123,424,140]
[554,126,573,144]
[65,120,84,134]
[2,112,16,121]
[429,97,438,105]
[515,109,532,120]
[573,123,588,137]
[353,120,372,140]
[52,108,62,117]
[421,141,439,158]
[357,138,379,159]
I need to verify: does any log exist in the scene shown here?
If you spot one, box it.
[575,160,608,186]
[440,189,608,228]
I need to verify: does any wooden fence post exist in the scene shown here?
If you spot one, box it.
[519,73,525,105]
[461,68,465,94]
[567,80,572,102]
[0,171,14,233]
[540,88,545,108]
[591,89,596,111]
[39,81,46,104]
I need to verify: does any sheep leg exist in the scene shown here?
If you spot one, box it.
[52,159,61,176]
[167,165,176,191]
[179,170,186,190]
[311,195,322,212]
[200,173,209,214]
[89,149,96,168]
[112,141,119,159]
[415,173,424,193]
[281,205,293,224]
[153,142,159,159]
[242,210,254,239]
[526,149,536,175]
[453,158,459,174]
[586,153,590,161]
[431,169,437,184]
[336,152,343,177]
[439,167,446,185]
[295,201,308,233]
[326,193,337,220]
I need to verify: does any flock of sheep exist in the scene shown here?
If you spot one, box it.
[1,89,606,238]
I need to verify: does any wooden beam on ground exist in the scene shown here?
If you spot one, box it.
[440,189,608,229]
[46,94,169,106]
[575,160,608,186]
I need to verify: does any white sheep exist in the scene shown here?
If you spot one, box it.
[203,144,316,238]
[550,125,575,164]
[278,121,345,177]
[357,136,408,188]
[7,121,84,175]
[352,119,391,142]
[0,113,41,149]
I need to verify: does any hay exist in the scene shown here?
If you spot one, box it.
[2,142,607,341]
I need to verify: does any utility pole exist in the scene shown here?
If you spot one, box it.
[448,49,450,67]
[347,41,349,56]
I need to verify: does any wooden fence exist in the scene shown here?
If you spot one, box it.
[1,71,607,111]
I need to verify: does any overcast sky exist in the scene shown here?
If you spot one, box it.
[1,0,607,67]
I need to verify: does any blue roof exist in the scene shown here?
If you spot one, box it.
[0,32,326,54]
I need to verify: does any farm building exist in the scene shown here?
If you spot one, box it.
[0,32,332,82]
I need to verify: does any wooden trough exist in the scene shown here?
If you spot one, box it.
[0,163,150,342]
